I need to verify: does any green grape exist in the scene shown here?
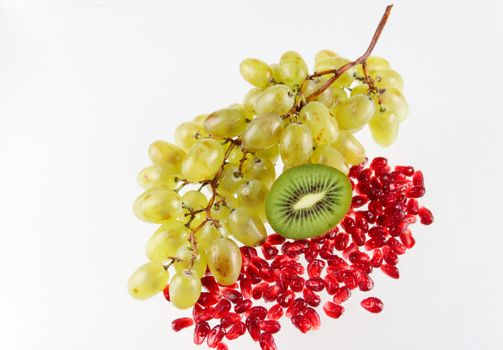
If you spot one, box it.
[181,139,225,182]
[370,68,404,91]
[242,88,263,116]
[182,190,208,210]
[169,271,202,309]
[187,212,207,230]
[354,56,390,76]
[242,114,284,152]
[229,103,254,120]
[254,84,295,116]
[332,131,366,165]
[127,261,169,300]
[207,237,242,286]
[193,114,208,127]
[218,163,243,194]
[174,250,208,278]
[137,166,176,190]
[270,63,283,83]
[279,51,308,88]
[280,123,314,168]
[146,223,190,262]
[314,57,354,88]
[148,141,185,175]
[227,146,245,166]
[174,121,204,152]
[240,58,273,88]
[242,155,276,188]
[210,202,232,222]
[237,179,267,210]
[351,84,370,96]
[381,88,409,122]
[332,94,375,132]
[195,222,221,252]
[299,101,339,144]
[256,144,280,165]
[369,109,400,147]
[310,144,349,175]
[314,49,339,64]
[203,107,246,138]
[303,77,336,108]
[228,207,267,247]
[133,189,184,224]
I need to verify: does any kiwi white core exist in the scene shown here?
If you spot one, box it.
[293,191,326,210]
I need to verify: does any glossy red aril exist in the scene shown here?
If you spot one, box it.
[291,315,312,333]
[361,297,384,313]
[226,322,246,340]
[323,302,344,319]
[418,206,434,225]
[267,304,284,320]
[172,317,194,332]
[259,332,277,350]
[194,322,211,345]
[207,325,226,348]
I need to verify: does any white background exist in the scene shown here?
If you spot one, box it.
[1,0,502,349]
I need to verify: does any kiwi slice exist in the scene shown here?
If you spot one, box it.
[265,164,352,239]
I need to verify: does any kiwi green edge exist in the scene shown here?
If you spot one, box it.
[265,164,352,240]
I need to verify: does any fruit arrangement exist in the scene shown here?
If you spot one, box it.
[127,5,434,350]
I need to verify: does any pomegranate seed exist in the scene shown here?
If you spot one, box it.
[235,299,252,314]
[267,304,284,320]
[381,264,400,279]
[383,246,399,265]
[226,321,246,340]
[214,299,231,319]
[307,259,325,278]
[194,321,211,345]
[395,165,414,176]
[261,243,279,260]
[319,239,334,259]
[263,285,280,302]
[418,206,434,225]
[259,332,277,350]
[271,255,290,269]
[252,282,268,299]
[303,288,321,307]
[387,238,407,255]
[323,302,344,319]
[324,274,339,295]
[172,317,193,332]
[247,306,268,320]
[304,307,321,330]
[334,232,350,251]
[239,278,252,299]
[406,186,425,198]
[341,270,358,290]
[286,298,307,318]
[266,233,285,245]
[355,270,374,291]
[361,297,384,313]
[289,276,305,292]
[400,229,416,249]
[198,292,220,306]
[193,304,216,322]
[201,276,220,294]
[306,277,325,292]
[351,228,366,246]
[216,343,228,350]
[368,200,384,215]
[407,198,419,214]
[370,157,387,170]
[245,317,261,341]
[291,314,312,333]
[412,170,424,187]
[285,260,305,274]
[341,217,356,233]
[277,290,295,307]
[163,285,170,301]
[207,325,225,348]
[343,242,358,260]
[370,249,384,267]
[333,286,351,304]
[304,241,320,262]
[352,195,369,208]
[220,313,241,328]
[327,255,349,269]
[259,320,281,333]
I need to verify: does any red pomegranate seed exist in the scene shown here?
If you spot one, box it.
[303,288,321,307]
[220,313,241,328]
[201,276,220,294]
[323,274,339,295]
[304,307,321,330]
[349,251,370,264]
[319,239,334,259]
[266,233,286,245]
[226,321,246,340]
[261,243,279,260]
[245,317,261,341]
[259,332,277,350]
[214,299,231,319]
[341,270,358,290]
[194,321,211,345]
[412,170,424,187]
[307,259,325,278]
[327,255,349,269]
[323,302,344,319]
[198,292,221,307]
[286,298,307,318]
[361,297,384,313]
[395,165,414,176]
[306,277,325,292]
[216,343,228,350]
[351,228,366,246]
[370,249,384,267]
[267,304,284,320]
[352,195,369,208]
[207,325,226,348]
[355,270,374,291]
[252,282,268,299]
[172,317,194,332]
[285,260,305,275]
[334,232,350,251]
[259,320,281,333]
[387,238,407,255]
[163,285,170,301]
[290,276,305,292]
[368,200,384,215]
[291,315,312,333]
[193,304,216,322]
[304,241,320,262]
[263,285,280,302]
[406,186,425,198]
[342,242,358,260]
[341,217,356,233]
[277,290,295,307]
[333,286,351,304]
[400,229,416,249]
[247,305,268,320]
[239,278,252,299]
[271,255,290,269]
[381,264,400,279]
[234,299,252,314]
[418,206,434,225]
[383,246,399,265]
[370,157,388,170]
[407,198,419,214]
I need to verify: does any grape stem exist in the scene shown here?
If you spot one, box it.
[302,4,393,105]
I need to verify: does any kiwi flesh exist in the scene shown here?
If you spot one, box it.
[265,164,352,239]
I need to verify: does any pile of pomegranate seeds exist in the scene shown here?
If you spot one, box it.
[166,157,433,349]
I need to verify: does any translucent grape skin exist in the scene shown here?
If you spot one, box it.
[280,123,314,168]
[182,190,208,210]
[195,222,221,252]
[254,84,295,116]
[148,141,185,175]
[133,189,184,224]
[228,207,267,247]
[314,49,339,64]
[369,109,400,147]
[314,57,355,88]
[203,107,246,138]
[299,101,339,144]
[181,139,225,182]
[174,250,208,278]
[242,88,263,116]
[241,156,276,189]
[218,163,243,195]
[174,121,204,152]
[370,68,404,91]
[240,58,273,88]
[146,223,190,262]
[278,51,308,88]
[137,165,176,190]
[236,179,268,218]
[169,271,202,309]
[381,88,409,122]
[310,144,350,175]
[332,94,375,132]
[128,261,169,300]
[332,131,366,166]
[242,114,284,152]
[207,237,242,286]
